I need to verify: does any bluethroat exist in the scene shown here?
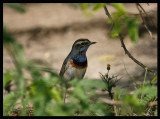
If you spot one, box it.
[59,38,96,102]
[60,39,96,81]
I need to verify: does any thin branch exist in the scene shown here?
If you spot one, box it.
[119,34,154,74]
[138,3,157,29]
[103,5,156,75]
[136,3,155,40]
[104,6,114,31]
[137,3,147,15]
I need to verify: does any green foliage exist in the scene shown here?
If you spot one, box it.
[3,71,14,89]
[4,3,25,13]
[126,17,139,42]
[151,76,157,84]
[3,92,20,115]
[110,3,126,13]
[100,65,119,99]
[75,3,107,18]
[3,26,156,115]
[3,26,63,116]
[134,85,157,105]
[65,79,112,115]
[3,3,157,116]
[108,3,139,42]
[3,26,113,115]
[154,106,157,116]
[29,74,63,115]
[73,3,139,42]
[46,102,75,116]
[114,85,157,116]
[64,79,113,116]
[115,88,144,115]
[81,3,89,10]
[92,3,107,11]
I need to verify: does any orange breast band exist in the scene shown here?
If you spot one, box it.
[70,60,87,69]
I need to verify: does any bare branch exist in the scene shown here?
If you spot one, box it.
[103,5,156,75]
[136,3,155,40]
[104,6,114,31]
[119,34,154,74]
[137,3,148,15]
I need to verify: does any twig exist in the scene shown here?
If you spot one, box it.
[119,34,154,74]
[103,5,156,75]
[104,6,114,31]
[136,3,155,40]
[137,3,147,15]
[143,68,148,86]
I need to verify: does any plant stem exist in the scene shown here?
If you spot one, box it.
[143,68,148,87]
[63,87,67,103]
[141,68,148,100]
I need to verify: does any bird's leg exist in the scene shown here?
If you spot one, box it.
[63,87,67,103]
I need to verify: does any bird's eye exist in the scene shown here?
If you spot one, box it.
[81,43,85,45]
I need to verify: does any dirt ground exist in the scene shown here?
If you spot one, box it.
[3,3,157,95]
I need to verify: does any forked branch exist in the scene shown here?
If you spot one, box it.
[136,3,155,40]
[103,5,156,75]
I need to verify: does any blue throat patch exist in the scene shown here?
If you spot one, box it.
[72,53,87,66]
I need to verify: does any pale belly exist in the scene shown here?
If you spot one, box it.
[64,64,87,80]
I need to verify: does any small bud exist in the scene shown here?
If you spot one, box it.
[107,64,111,71]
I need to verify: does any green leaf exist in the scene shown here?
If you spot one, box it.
[81,3,88,10]
[50,88,62,102]
[134,85,157,105]
[126,18,139,42]
[4,3,25,13]
[111,3,126,13]
[70,79,106,90]
[81,3,92,18]
[3,72,14,89]
[110,21,123,38]
[92,3,107,11]
[3,92,20,115]
[110,32,119,38]
[46,102,74,116]
[154,106,157,116]
[151,76,157,83]
[122,95,144,115]
[89,101,113,116]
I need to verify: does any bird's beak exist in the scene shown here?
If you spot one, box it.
[90,42,97,45]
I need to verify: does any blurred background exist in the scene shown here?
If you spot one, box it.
[3,3,157,116]
[3,3,157,88]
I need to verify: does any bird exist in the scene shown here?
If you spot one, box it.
[59,38,96,103]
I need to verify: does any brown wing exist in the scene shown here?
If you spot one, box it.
[59,55,70,76]
[59,62,67,76]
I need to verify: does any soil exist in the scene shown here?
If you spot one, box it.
[3,3,157,98]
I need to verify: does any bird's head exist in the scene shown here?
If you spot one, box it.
[71,39,96,54]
